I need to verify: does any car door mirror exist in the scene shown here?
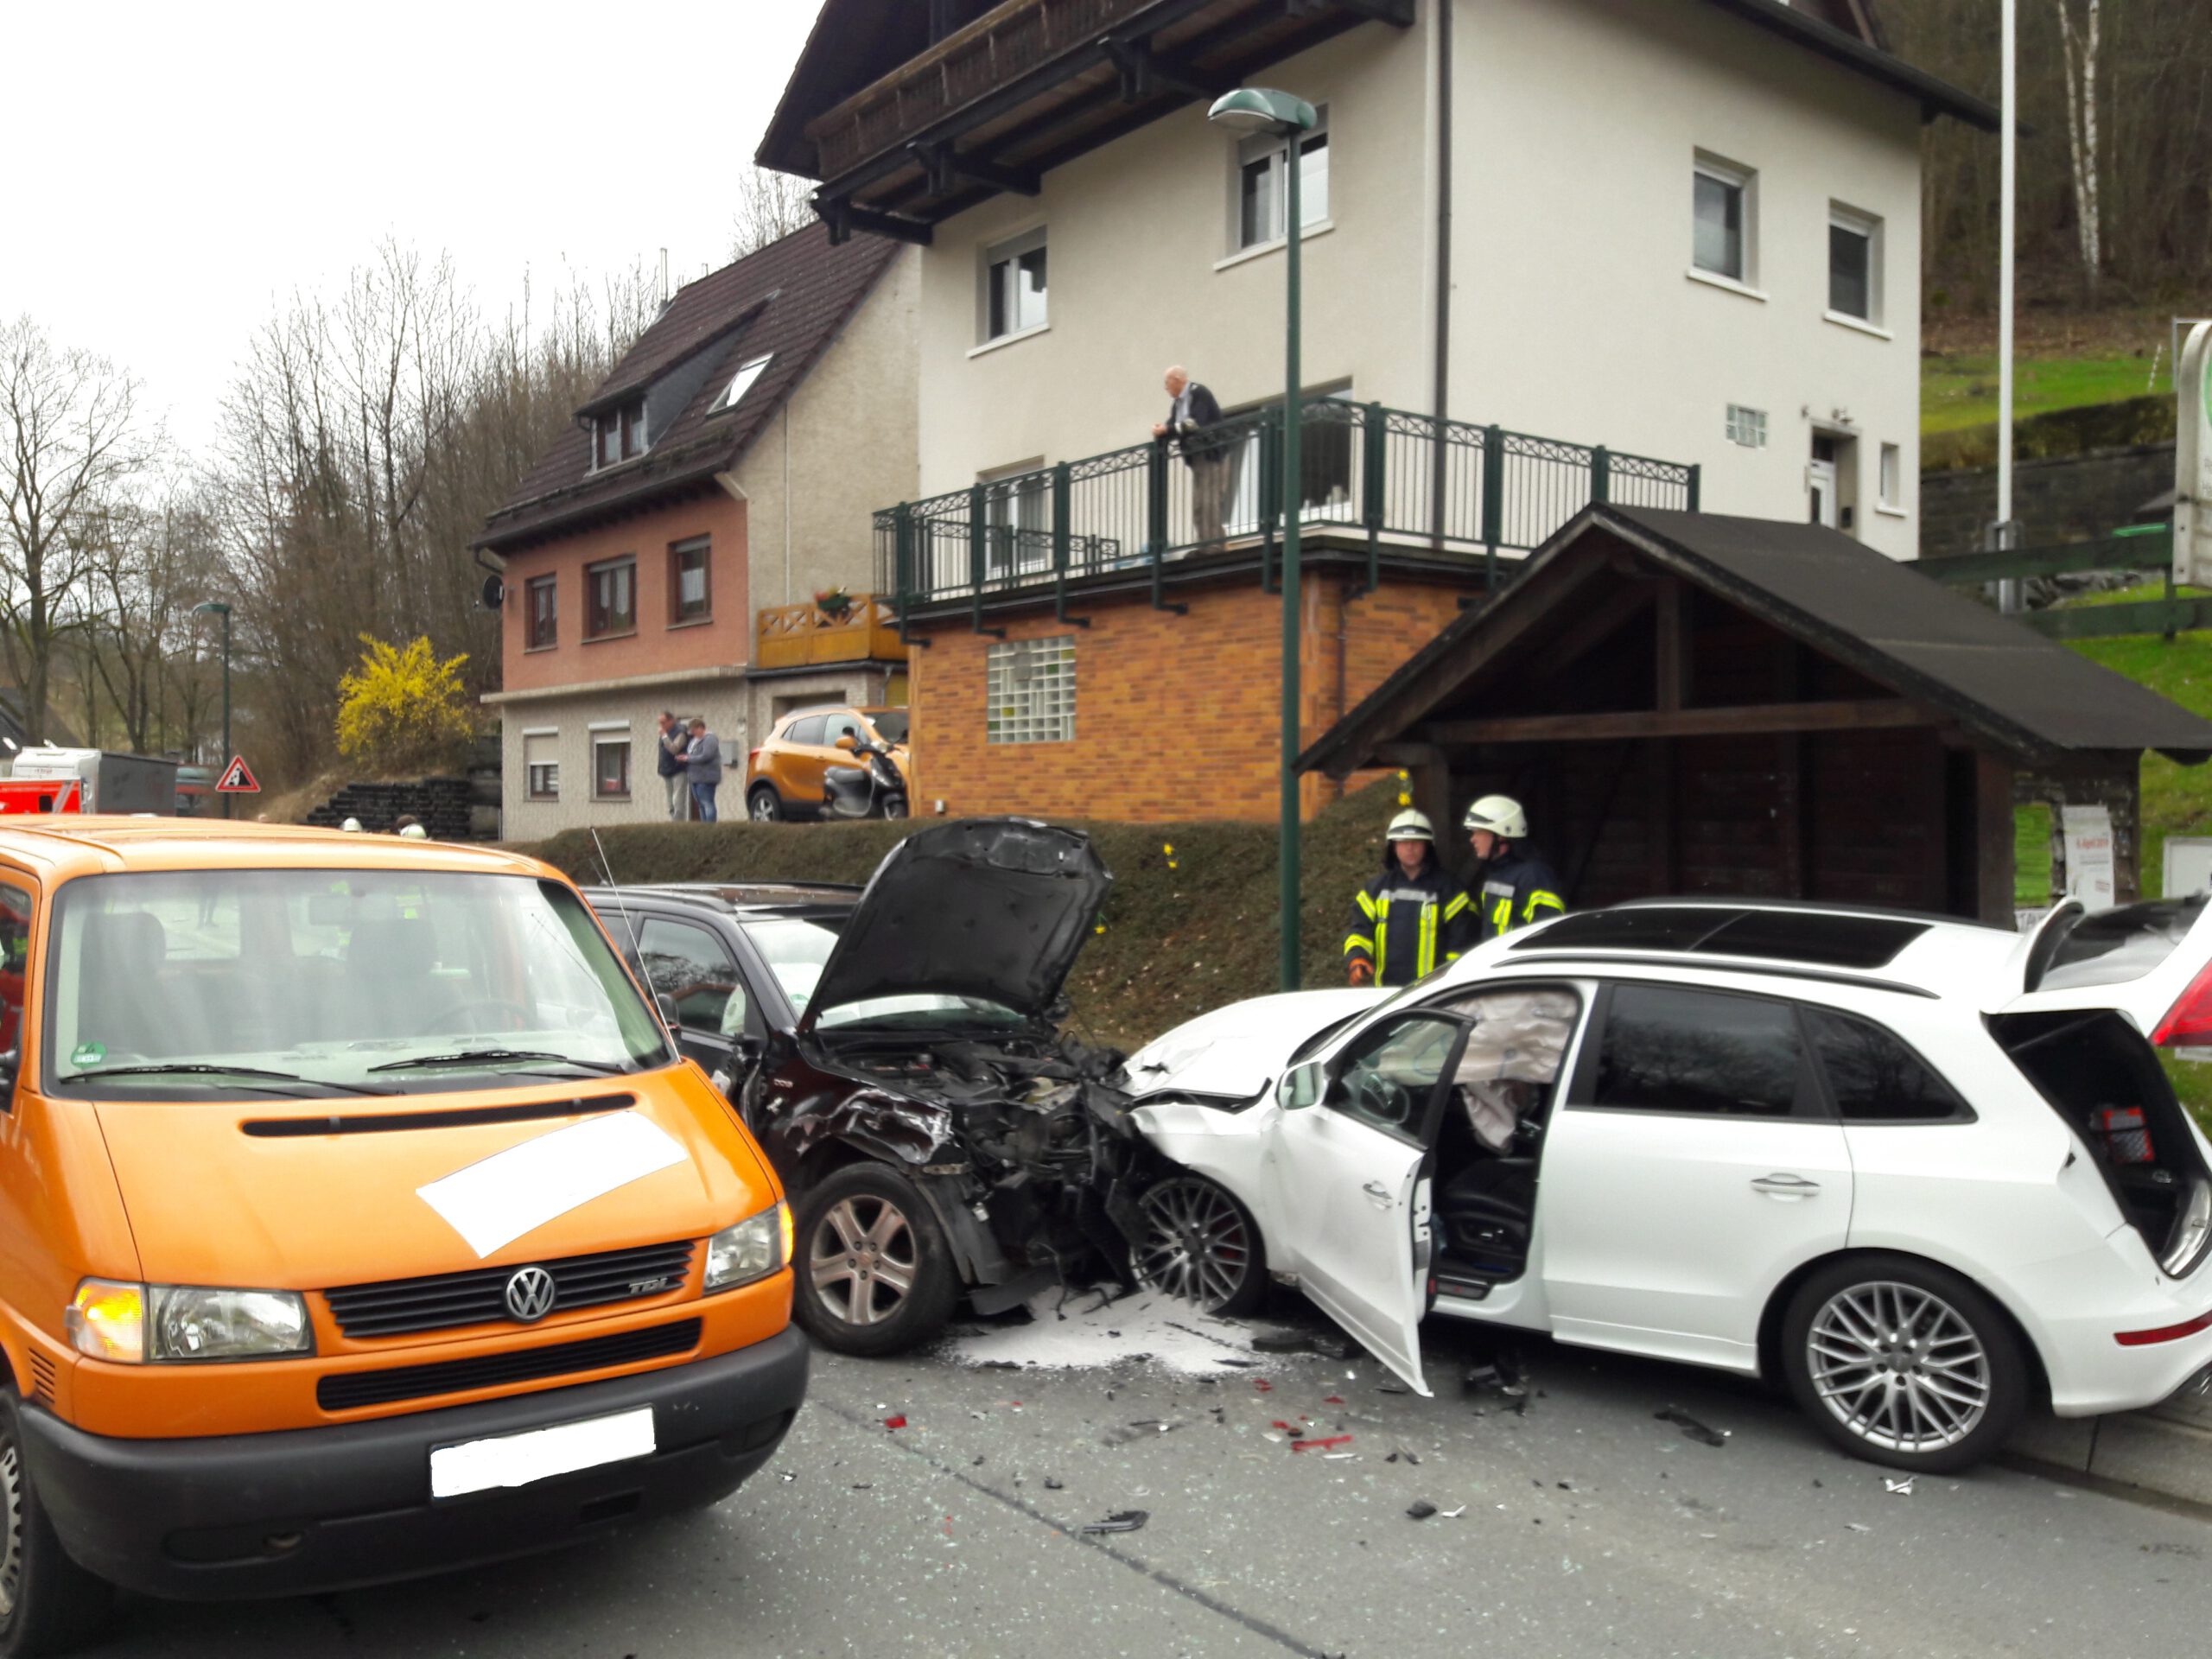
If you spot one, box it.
[1280,1059,1325,1110]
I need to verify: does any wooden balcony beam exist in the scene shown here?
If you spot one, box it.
[1100,36,1231,105]
[1414,700,1932,747]
[817,197,933,248]
[911,141,1040,199]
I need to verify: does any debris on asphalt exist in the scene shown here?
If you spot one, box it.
[950,1289,1261,1376]
[1325,1395,1346,1405]
[1252,1331,1310,1354]
[1291,1434,1354,1453]
[1385,1449,1422,1465]
[1407,1501,1439,1520]
[883,1414,909,1431]
[1377,1383,1410,1395]
[1440,1505,1466,1519]
[1654,1406,1728,1446]
[1885,1478,1916,1497]
[1080,1510,1150,1535]
[1847,1522,1872,1533]
[1044,1477,1065,1491]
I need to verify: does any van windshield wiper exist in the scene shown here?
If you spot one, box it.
[58,1064,395,1097]
[366,1049,630,1076]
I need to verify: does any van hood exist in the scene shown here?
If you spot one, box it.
[1118,989,1385,1102]
[799,818,1111,1033]
[92,1067,772,1290]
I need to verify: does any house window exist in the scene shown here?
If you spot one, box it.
[526,574,557,648]
[670,539,711,624]
[523,731,558,802]
[1236,106,1329,251]
[1878,442,1902,511]
[982,227,1047,342]
[593,397,648,469]
[1692,155,1754,283]
[593,733,632,801]
[586,556,636,639]
[981,461,1049,581]
[1828,205,1881,322]
[713,354,772,414]
[986,635,1076,744]
[1725,404,1768,448]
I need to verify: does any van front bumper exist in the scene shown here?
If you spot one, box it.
[19,1325,808,1601]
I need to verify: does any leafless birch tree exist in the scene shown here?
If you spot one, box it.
[2053,0,2103,296]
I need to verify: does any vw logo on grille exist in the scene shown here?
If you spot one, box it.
[504,1266,557,1323]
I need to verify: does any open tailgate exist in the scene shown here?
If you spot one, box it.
[1992,895,2212,1040]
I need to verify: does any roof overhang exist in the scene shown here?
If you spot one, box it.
[1696,0,1999,130]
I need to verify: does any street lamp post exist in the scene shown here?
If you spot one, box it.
[1209,86,1318,993]
[193,601,232,817]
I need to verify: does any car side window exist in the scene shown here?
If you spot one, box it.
[0,880,31,1056]
[786,715,827,746]
[636,918,744,1038]
[1804,1007,1970,1123]
[1587,983,1810,1119]
[825,714,862,746]
[1331,1014,1464,1141]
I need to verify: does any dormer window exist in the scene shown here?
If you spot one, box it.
[594,397,648,469]
[713,354,772,415]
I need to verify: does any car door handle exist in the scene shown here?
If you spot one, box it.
[1751,1173,1821,1197]
[1362,1180,1395,1207]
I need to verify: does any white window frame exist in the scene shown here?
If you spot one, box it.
[1231,104,1330,255]
[1689,152,1759,296]
[979,459,1050,582]
[590,729,632,802]
[986,636,1077,745]
[978,226,1048,347]
[522,729,560,803]
[1725,404,1769,449]
[712,353,772,414]
[1877,441,1905,514]
[1826,202,1885,331]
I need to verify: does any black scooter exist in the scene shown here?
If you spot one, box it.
[823,733,909,820]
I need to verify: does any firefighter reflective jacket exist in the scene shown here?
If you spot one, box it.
[1344,860,1474,987]
[1471,846,1567,941]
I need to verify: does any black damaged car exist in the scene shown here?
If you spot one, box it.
[586,818,1248,1357]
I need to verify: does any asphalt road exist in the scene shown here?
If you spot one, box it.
[95,1305,2212,1659]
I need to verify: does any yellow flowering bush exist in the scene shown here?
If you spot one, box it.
[335,636,475,773]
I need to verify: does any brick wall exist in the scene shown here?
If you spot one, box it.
[1921,443,2176,559]
[908,575,1466,823]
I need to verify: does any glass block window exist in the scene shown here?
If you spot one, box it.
[1725,404,1768,448]
[986,636,1077,745]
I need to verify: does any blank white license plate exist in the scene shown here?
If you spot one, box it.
[430,1407,656,1500]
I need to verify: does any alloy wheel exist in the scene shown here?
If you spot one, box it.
[0,1433,22,1622]
[809,1195,918,1326]
[1806,1280,1992,1454]
[749,791,779,823]
[1134,1179,1255,1308]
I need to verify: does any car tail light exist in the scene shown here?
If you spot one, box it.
[2114,1307,2212,1346]
[747,748,762,770]
[2152,958,2212,1046]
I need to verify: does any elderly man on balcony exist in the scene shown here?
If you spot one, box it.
[1153,365,1228,550]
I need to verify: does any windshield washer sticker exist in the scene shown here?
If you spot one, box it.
[70,1042,105,1068]
[416,1111,687,1257]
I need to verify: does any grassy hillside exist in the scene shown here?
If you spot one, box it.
[1923,350,2172,435]
[535,777,1407,1052]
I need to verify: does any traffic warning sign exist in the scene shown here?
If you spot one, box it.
[215,755,260,794]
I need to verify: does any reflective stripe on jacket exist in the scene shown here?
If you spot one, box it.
[1471,846,1566,942]
[1345,862,1475,987]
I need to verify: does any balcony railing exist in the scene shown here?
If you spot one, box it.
[873,397,1699,618]
[754,594,906,671]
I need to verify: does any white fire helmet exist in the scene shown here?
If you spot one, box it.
[1386,809,1435,843]
[1461,794,1528,841]
[340,817,364,834]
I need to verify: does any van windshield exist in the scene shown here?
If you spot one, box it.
[45,870,671,1099]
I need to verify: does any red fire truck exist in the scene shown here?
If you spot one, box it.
[0,747,182,816]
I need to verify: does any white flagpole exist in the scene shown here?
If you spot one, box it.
[1998,0,2019,612]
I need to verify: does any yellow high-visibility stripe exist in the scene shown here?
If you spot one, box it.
[1344,933,1375,957]
[1523,890,1565,921]
[1354,889,1378,919]
[1491,897,1511,936]
[1443,893,1471,920]
[1419,904,1439,976]
[1375,920,1389,975]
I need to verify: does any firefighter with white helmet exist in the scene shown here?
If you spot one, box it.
[1462,794,1565,941]
[1344,808,1476,987]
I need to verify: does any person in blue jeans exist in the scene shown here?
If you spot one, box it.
[683,718,723,823]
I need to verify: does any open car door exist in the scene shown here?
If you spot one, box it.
[1266,1011,1466,1396]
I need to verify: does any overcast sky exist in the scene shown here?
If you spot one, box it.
[3,0,821,454]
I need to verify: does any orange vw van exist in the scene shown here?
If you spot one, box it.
[0,821,804,1653]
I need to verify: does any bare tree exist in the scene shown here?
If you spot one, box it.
[0,316,156,741]
[82,486,221,755]
[2053,0,2103,297]
[729,168,817,259]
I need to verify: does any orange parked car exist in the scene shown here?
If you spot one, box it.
[744,706,910,822]
[0,819,803,1652]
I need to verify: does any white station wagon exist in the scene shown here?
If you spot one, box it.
[1120,898,2212,1471]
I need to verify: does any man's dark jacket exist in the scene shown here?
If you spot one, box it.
[1470,846,1567,942]
[656,728,686,779]
[1166,382,1227,466]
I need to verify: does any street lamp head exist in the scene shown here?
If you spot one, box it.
[191,601,232,618]
[1206,87,1317,137]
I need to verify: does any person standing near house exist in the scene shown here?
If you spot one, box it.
[1152,365,1229,549]
[656,710,690,821]
[1344,809,1473,987]
[682,718,723,823]
[1462,796,1565,941]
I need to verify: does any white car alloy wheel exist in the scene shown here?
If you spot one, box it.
[1807,1280,1993,1454]
[1132,1177,1266,1316]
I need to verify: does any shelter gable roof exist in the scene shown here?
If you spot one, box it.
[476,225,899,553]
[1300,505,2212,776]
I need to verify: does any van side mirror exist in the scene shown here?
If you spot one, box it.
[1279,1059,1325,1110]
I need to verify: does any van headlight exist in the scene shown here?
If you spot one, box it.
[67,1280,314,1363]
[704,1203,790,1293]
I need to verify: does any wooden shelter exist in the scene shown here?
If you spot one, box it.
[1300,506,2212,922]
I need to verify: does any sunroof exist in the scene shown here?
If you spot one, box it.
[1512,906,1929,970]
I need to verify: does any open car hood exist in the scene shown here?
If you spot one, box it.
[798,818,1111,1033]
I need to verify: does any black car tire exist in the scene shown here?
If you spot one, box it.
[1780,1253,2028,1473]
[747,785,783,823]
[792,1164,962,1357]
[1132,1175,1268,1318]
[0,1392,113,1658]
